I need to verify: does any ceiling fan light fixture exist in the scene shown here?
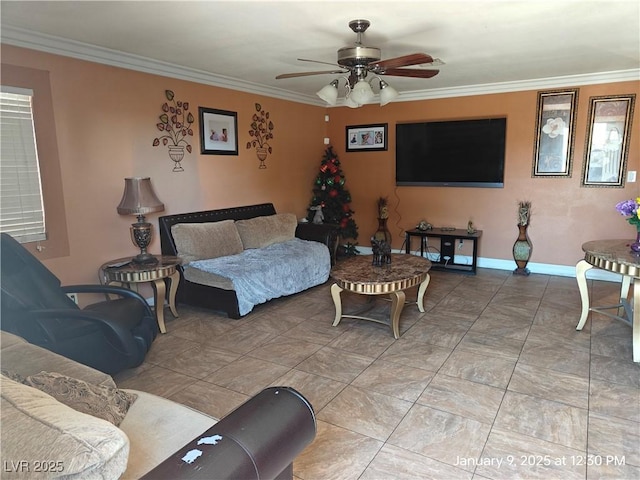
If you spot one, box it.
[350,78,374,104]
[379,79,399,106]
[316,79,339,105]
[344,94,361,109]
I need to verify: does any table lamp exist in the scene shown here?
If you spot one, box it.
[117,177,165,264]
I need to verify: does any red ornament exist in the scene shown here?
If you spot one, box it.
[334,175,341,183]
[329,189,338,198]
[320,164,329,173]
[329,165,338,174]
[342,204,350,212]
[340,218,349,227]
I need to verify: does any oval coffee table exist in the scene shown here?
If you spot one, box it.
[330,254,431,339]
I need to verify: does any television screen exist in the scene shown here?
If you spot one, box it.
[395,118,507,188]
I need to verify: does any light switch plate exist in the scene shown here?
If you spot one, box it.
[628,170,636,182]
[323,137,330,145]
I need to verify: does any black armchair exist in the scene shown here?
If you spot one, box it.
[0,233,157,374]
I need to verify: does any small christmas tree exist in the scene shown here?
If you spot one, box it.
[307,146,358,255]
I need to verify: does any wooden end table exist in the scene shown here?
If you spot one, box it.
[576,239,640,362]
[330,254,431,339]
[100,255,182,334]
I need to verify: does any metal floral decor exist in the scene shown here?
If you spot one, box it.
[152,90,194,172]
[246,103,274,169]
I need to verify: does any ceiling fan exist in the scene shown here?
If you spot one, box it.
[276,19,440,107]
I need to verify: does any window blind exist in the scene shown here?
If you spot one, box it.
[0,87,46,243]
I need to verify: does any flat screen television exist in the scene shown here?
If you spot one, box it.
[395,117,507,188]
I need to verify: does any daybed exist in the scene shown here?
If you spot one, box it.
[159,203,338,318]
[0,331,316,479]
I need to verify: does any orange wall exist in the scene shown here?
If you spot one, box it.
[326,84,640,267]
[1,45,327,285]
[2,43,639,285]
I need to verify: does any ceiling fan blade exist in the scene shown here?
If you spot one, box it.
[373,53,434,70]
[276,70,346,79]
[298,58,342,68]
[382,68,440,78]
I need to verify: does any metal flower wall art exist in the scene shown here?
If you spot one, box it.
[152,90,194,172]
[246,103,275,169]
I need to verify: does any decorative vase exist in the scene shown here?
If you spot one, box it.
[631,230,640,254]
[168,146,185,172]
[256,147,268,169]
[512,224,532,275]
[373,217,391,244]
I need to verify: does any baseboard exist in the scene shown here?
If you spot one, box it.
[355,246,622,283]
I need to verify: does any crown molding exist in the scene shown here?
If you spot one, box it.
[2,25,638,107]
[1,26,322,105]
[397,69,640,102]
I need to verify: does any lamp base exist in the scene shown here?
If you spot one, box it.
[132,253,158,265]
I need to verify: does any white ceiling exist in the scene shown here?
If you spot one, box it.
[1,1,639,105]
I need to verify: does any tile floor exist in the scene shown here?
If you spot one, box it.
[114,268,640,480]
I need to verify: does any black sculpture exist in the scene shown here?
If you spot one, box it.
[371,237,392,266]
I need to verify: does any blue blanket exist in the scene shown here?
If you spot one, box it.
[189,238,330,316]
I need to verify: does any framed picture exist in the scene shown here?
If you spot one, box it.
[532,88,578,177]
[581,94,635,187]
[198,107,238,155]
[346,123,388,152]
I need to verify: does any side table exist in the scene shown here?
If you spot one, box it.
[100,256,182,334]
[576,240,639,363]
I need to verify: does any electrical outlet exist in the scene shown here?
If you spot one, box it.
[66,293,78,304]
[628,170,636,182]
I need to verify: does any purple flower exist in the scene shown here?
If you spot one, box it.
[616,199,638,217]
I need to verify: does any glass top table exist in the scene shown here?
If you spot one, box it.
[575,239,640,363]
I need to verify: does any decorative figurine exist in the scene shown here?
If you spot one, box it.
[310,205,324,224]
[371,237,392,266]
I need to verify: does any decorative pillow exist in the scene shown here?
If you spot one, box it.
[1,369,25,383]
[23,371,137,427]
[172,220,243,263]
[235,213,297,249]
[1,375,130,479]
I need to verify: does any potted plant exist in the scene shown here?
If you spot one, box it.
[615,197,640,252]
[152,90,194,171]
[246,103,274,168]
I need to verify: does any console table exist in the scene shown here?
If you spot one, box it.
[576,240,640,363]
[100,256,181,334]
[405,228,482,274]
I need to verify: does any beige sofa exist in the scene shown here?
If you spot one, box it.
[0,331,315,479]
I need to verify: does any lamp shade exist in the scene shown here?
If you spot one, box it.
[379,80,399,106]
[117,177,164,216]
[350,79,374,104]
[316,80,339,105]
[344,94,361,109]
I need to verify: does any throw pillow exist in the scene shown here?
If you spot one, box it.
[1,369,25,383]
[172,220,244,263]
[235,213,297,249]
[24,371,137,426]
